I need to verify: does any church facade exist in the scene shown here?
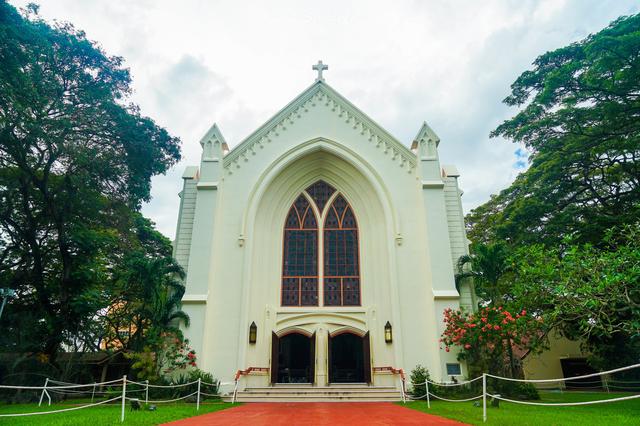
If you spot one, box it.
[173,65,474,390]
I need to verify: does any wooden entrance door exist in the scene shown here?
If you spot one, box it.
[328,331,371,383]
[309,332,316,384]
[363,332,371,384]
[271,332,279,384]
[272,332,314,384]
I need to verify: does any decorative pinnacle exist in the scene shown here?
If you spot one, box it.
[312,60,328,81]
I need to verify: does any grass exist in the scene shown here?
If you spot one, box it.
[401,391,640,425]
[0,399,238,425]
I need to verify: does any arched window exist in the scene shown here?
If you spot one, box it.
[323,195,360,306]
[282,194,318,306]
[281,181,360,307]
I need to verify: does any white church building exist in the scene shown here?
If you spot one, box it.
[173,63,475,394]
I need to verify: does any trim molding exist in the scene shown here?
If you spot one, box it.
[182,294,208,303]
[222,81,417,175]
[197,182,218,190]
[433,290,460,299]
[422,180,445,189]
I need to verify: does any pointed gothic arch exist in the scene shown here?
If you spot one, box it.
[282,193,319,306]
[281,180,360,307]
[323,194,360,306]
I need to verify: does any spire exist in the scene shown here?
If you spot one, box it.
[412,121,442,181]
[198,123,227,183]
[411,121,440,150]
[199,123,228,161]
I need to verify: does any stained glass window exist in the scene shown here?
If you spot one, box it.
[305,180,335,213]
[282,195,318,306]
[323,195,360,306]
[282,184,360,307]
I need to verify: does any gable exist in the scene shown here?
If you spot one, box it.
[222,81,417,175]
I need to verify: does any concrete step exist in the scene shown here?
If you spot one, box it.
[230,396,402,402]
[222,385,403,402]
[245,386,397,393]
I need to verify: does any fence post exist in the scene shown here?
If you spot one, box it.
[196,378,201,410]
[145,380,149,404]
[426,379,430,409]
[121,375,127,423]
[38,378,49,407]
[482,373,487,423]
[91,382,96,403]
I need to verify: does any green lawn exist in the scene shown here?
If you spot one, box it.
[0,400,237,425]
[402,391,640,425]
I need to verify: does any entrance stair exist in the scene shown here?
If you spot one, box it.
[223,384,403,402]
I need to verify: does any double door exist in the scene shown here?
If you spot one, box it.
[271,331,370,384]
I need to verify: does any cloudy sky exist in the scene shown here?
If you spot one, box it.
[12,0,639,238]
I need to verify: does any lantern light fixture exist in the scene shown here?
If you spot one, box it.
[384,321,393,343]
[249,321,257,344]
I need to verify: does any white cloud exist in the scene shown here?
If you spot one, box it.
[10,0,639,237]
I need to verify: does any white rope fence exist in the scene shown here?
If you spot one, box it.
[0,395,123,417]
[407,375,484,407]
[0,375,221,422]
[406,362,640,422]
[486,392,640,406]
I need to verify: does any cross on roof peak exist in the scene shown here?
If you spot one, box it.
[312,60,328,82]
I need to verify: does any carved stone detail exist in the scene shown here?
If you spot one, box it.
[223,84,417,175]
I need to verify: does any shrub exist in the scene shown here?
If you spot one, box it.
[488,377,540,400]
[409,365,431,397]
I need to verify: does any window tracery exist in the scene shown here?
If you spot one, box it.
[281,181,360,307]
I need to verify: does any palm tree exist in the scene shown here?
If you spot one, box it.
[115,253,189,351]
[149,257,190,332]
[455,242,509,307]
[456,242,521,377]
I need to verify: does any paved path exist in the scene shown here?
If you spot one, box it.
[163,402,468,425]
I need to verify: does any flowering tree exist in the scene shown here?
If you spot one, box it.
[126,330,197,381]
[440,306,546,377]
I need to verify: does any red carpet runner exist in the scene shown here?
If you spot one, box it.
[163,402,468,425]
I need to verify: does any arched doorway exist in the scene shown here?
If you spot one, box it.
[271,332,315,383]
[328,332,371,383]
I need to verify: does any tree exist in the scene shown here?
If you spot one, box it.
[440,306,546,379]
[455,242,509,306]
[454,242,546,378]
[507,224,640,369]
[101,215,190,353]
[0,2,181,361]
[468,14,640,246]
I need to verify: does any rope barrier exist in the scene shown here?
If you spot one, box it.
[0,378,123,390]
[427,393,483,402]
[486,363,640,383]
[48,387,145,395]
[405,363,640,423]
[0,374,221,422]
[487,392,640,406]
[411,376,483,387]
[0,396,122,417]
[125,379,199,388]
[126,391,198,404]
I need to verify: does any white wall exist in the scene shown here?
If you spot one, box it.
[177,82,468,385]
